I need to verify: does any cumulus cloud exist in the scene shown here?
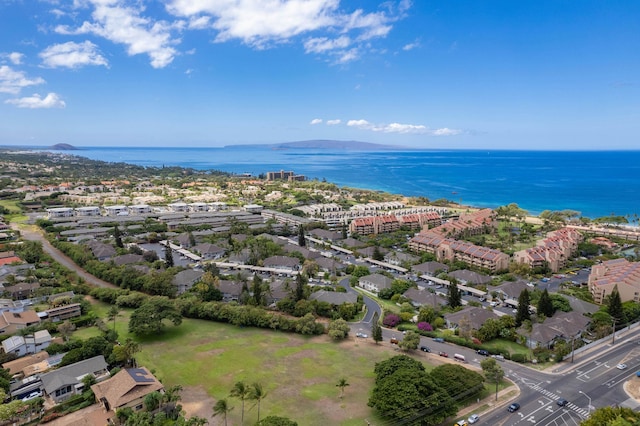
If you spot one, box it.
[0,65,45,95]
[402,40,420,51]
[56,1,180,68]
[310,118,323,125]
[167,0,407,61]
[327,119,341,125]
[40,41,108,69]
[5,92,66,109]
[8,52,24,65]
[347,119,460,135]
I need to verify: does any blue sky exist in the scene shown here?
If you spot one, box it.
[0,0,638,149]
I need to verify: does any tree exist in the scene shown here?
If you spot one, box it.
[430,364,484,399]
[57,320,73,342]
[515,288,531,327]
[114,225,123,248]
[229,381,250,426]
[480,357,504,401]
[128,297,182,336]
[608,285,624,324]
[372,317,383,344]
[249,382,267,423]
[448,282,462,308]
[212,399,233,426]
[144,391,162,412]
[251,274,266,306]
[294,273,306,302]
[336,377,349,398]
[108,305,120,331]
[372,246,384,261]
[164,245,174,267]
[398,330,420,351]
[537,288,554,318]
[341,223,347,239]
[581,406,640,426]
[327,319,350,340]
[298,225,305,247]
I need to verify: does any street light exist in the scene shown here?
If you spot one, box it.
[579,390,592,416]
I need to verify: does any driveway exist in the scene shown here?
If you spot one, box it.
[14,225,117,289]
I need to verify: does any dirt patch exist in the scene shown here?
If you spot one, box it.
[181,386,216,423]
[624,376,640,401]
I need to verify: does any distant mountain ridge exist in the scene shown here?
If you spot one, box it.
[227,140,405,150]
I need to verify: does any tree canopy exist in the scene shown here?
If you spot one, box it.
[128,296,182,335]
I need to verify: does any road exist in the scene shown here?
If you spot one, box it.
[15,225,117,289]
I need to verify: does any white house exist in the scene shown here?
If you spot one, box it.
[1,330,52,357]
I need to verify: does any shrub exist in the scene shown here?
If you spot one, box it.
[383,314,400,327]
[511,353,528,363]
[417,322,433,332]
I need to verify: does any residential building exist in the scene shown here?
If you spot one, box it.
[75,206,101,217]
[192,243,226,260]
[358,274,393,294]
[1,330,52,357]
[588,258,640,304]
[40,355,110,403]
[448,270,492,286]
[45,303,82,322]
[263,256,300,271]
[521,311,591,348]
[0,251,23,266]
[0,309,41,334]
[2,351,50,376]
[412,261,448,277]
[309,290,358,305]
[513,227,583,273]
[172,269,204,294]
[46,207,74,218]
[92,367,164,416]
[104,205,129,216]
[444,306,500,331]
[2,282,40,300]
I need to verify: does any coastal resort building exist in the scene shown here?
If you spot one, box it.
[588,258,640,304]
[266,170,306,181]
[513,227,583,273]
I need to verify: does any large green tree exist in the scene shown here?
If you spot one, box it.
[398,331,420,351]
[537,288,555,318]
[448,282,462,309]
[430,364,484,400]
[128,297,182,335]
[515,288,531,327]
[580,406,640,426]
[608,285,625,324]
[480,357,504,401]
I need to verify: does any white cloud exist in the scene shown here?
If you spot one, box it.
[347,118,460,135]
[0,65,45,95]
[326,119,341,125]
[40,41,108,69]
[167,0,406,60]
[310,118,323,125]
[5,92,66,109]
[402,40,419,51]
[56,1,180,68]
[8,52,24,65]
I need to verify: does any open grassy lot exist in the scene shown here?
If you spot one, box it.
[134,318,402,426]
[482,338,530,358]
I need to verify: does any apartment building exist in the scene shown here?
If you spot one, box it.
[588,258,640,304]
[513,227,583,273]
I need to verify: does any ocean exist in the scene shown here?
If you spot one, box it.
[65,146,640,220]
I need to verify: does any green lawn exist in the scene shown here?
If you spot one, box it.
[135,318,398,426]
[482,338,531,357]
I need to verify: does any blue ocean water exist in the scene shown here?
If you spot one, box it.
[69,146,640,220]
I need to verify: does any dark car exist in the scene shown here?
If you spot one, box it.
[390,338,399,344]
[508,403,520,412]
[420,346,431,353]
[476,349,489,356]
[438,351,448,357]
[557,398,568,407]
[433,337,445,343]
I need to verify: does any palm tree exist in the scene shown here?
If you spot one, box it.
[229,381,250,425]
[249,382,267,423]
[108,305,119,331]
[336,377,350,399]
[213,399,233,426]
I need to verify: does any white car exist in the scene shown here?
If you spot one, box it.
[22,391,42,401]
[468,414,480,424]
[617,363,628,370]
[355,332,368,338]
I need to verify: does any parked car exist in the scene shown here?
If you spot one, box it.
[438,351,448,357]
[507,403,520,412]
[557,398,568,407]
[420,346,431,353]
[479,297,486,302]
[355,332,368,338]
[468,413,480,424]
[617,363,628,370]
[636,371,640,377]
[455,420,468,426]
[476,349,489,356]
[433,337,445,343]
[390,338,399,344]
[22,391,42,402]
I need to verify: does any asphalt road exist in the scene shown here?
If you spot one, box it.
[15,225,117,289]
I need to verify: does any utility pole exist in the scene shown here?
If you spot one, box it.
[571,336,575,363]
[612,319,617,344]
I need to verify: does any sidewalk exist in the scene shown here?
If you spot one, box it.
[454,385,520,422]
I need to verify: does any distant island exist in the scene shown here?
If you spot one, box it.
[50,143,78,151]
[227,139,406,151]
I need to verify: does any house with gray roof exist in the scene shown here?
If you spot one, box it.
[1,330,52,357]
[309,290,358,305]
[84,240,116,261]
[519,311,591,349]
[218,280,244,302]
[444,307,500,331]
[40,355,110,403]
[403,287,443,308]
[193,243,226,260]
[494,280,529,300]
[384,251,419,266]
[263,256,300,271]
[358,274,393,294]
[315,257,345,273]
[172,269,204,294]
[112,254,144,266]
[309,228,342,241]
[448,269,492,286]
[266,280,290,305]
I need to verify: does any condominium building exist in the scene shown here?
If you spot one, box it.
[588,258,640,304]
[513,227,583,273]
